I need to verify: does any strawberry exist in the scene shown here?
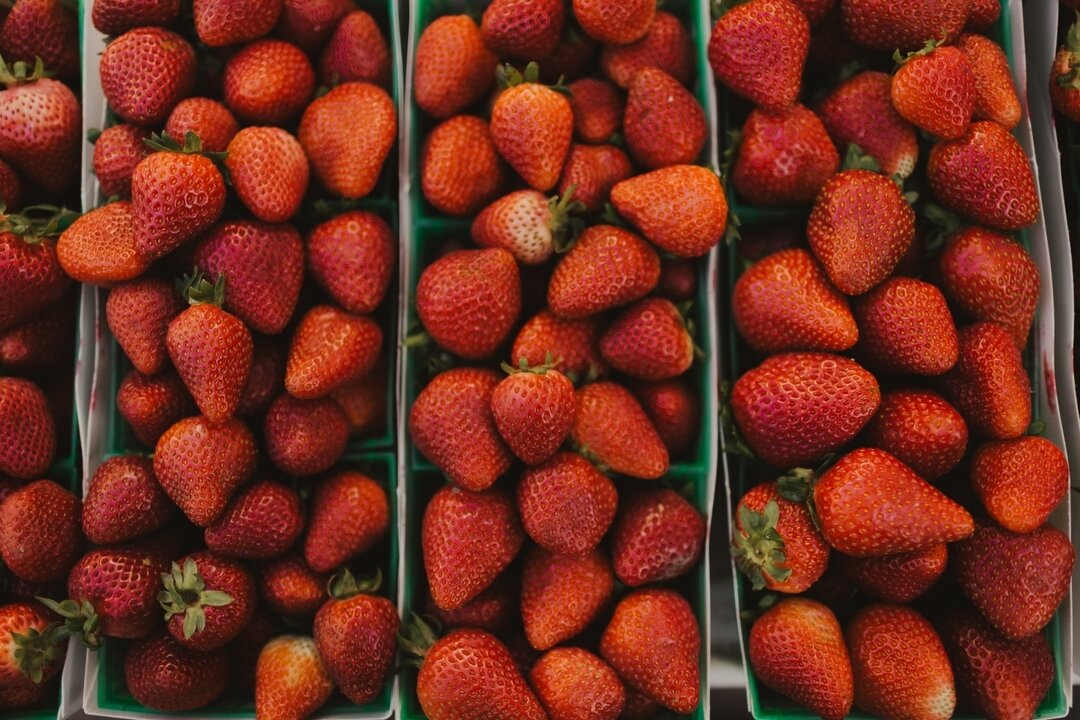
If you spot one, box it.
[320,10,392,88]
[731,353,880,468]
[530,647,625,720]
[817,77,919,179]
[230,610,281,695]
[708,0,809,111]
[732,104,840,205]
[846,604,956,720]
[835,543,947,602]
[1051,17,1080,123]
[299,82,396,199]
[304,470,390,573]
[422,484,524,611]
[160,552,255,651]
[472,189,580,265]
[275,0,354,52]
[0,60,80,193]
[942,322,1031,440]
[222,39,315,126]
[734,480,829,593]
[481,0,564,59]
[0,479,79,583]
[0,0,77,82]
[570,381,669,479]
[414,15,498,118]
[308,211,394,314]
[421,115,507,216]
[599,298,693,380]
[540,27,598,84]
[238,337,285,418]
[632,379,700,456]
[623,688,663,719]
[600,589,699,713]
[854,277,959,375]
[940,609,1054,720]
[92,124,150,198]
[124,631,229,711]
[82,455,170,545]
[204,480,304,560]
[106,278,184,375]
[153,415,258,527]
[255,635,334,720]
[164,98,239,154]
[0,298,74,377]
[0,225,69,334]
[0,158,21,210]
[614,488,705,586]
[512,309,607,381]
[864,388,969,480]
[224,128,309,224]
[521,546,614,650]
[57,201,150,285]
[568,78,623,144]
[410,367,513,492]
[971,436,1069,534]
[927,121,1039,230]
[956,33,1021,129]
[427,574,515,633]
[116,370,195,447]
[491,361,575,465]
[490,63,573,192]
[965,0,999,29]
[100,28,195,126]
[572,0,654,44]
[258,554,328,617]
[601,10,693,88]
[839,0,969,50]
[556,142,632,212]
[92,0,180,36]
[548,224,660,318]
[332,360,387,438]
[193,0,280,47]
[0,378,54,480]
[891,40,975,139]
[732,248,856,354]
[264,395,348,477]
[749,598,853,720]
[937,226,1039,349]
[0,602,65,704]
[623,67,706,169]
[517,451,617,556]
[285,304,382,398]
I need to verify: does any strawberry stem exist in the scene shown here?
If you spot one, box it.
[398,612,441,668]
[327,568,382,599]
[0,56,52,87]
[144,130,229,162]
[176,269,226,308]
[36,596,100,648]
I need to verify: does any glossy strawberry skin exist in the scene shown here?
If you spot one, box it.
[733,104,839,205]
[942,322,1031,440]
[839,0,969,51]
[0,234,69,334]
[222,39,315,126]
[421,115,507,216]
[414,15,498,119]
[599,298,693,381]
[57,201,150,285]
[82,455,171,545]
[285,305,382,399]
[891,44,975,140]
[491,367,575,465]
[224,128,309,224]
[481,0,564,59]
[0,377,55,480]
[864,389,968,480]
[313,591,400,705]
[956,33,1021,129]
[854,277,959,375]
[572,0,654,44]
[320,10,392,88]
[307,211,395,315]
[521,546,614,651]
[274,0,354,52]
[632,379,700,457]
[530,647,626,720]
[0,479,81,583]
[570,381,669,479]
[491,82,574,192]
[517,452,617,557]
[106,277,185,376]
[264,394,349,477]
[835,543,947,603]
[557,142,633,213]
[258,554,328,618]
[92,0,180,34]
[568,78,623,144]
[131,152,226,260]
[0,0,79,81]
[167,304,253,424]
[99,27,196,126]
[116,370,195,448]
[971,436,1069,534]
[0,75,80,193]
[427,575,515,633]
[193,0,280,47]
[735,481,830,593]
[67,545,170,640]
[255,635,334,720]
[613,488,705,586]
[512,309,607,382]
[303,471,390,574]
[204,480,304,560]
[623,68,706,169]
[124,631,230,712]
[601,10,693,88]
[548,225,660,319]
[92,123,150,198]
[164,98,239,154]
[165,551,256,651]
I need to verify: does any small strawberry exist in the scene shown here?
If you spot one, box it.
[521,546,614,650]
[116,370,195,447]
[512,309,607,381]
[965,0,1000,29]
[601,10,693,88]
[332,360,388,438]
[92,0,180,35]
[530,647,626,720]
[320,10,391,87]
[0,479,79,584]
[421,115,507,216]
[0,59,79,193]
[570,380,669,479]
[491,360,575,465]
[285,304,383,398]
[193,0,280,47]
[106,277,185,375]
[1052,16,1080,123]
[540,27,598,83]
[623,67,706,169]
[82,455,170,545]
[472,189,582,265]
[0,378,54,480]
[0,298,74,377]
[224,128,309,223]
[846,604,956,720]
[57,201,150,285]
[572,0,654,44]
[92,124,150,198]
[556,142,632,212]
[0,1,75,82]
[518,451,617,556]
[891,40,975,139]
[0,223,69,334]
[835,543,947,602]
[614,488,705,586]
[303,470,390,573]
[864,388,969,480]
[414,15,498,118]
[708,0,809,111]
[255,635,335,720]
[422,484,524,611]
[749,598,854,720]
[164,98,239,154]
[481,0,565,59]
[490,63,573,192]
[258,554,328,618]
[548,224,660,318]
[204,480,304,560]
[222,39,315,126]
[264,394,349,477]
[600,589,700,714]
[0,158,21,210]
[839,0,969,50]
[942,322,1031,440]
[307,210,395,314]
[599,298,694,380]
[159,552,255,651]
[971,436,1069,534]
[238,337,285,418]
[100,28,196,126]
[568,78,623,144]
[927,121,1039,230]
[956,33,1021,129]
[854,277,959,375]
[274,0,354,52]
[632,379,700,456]
[153,415,258,527]
[124,631,229,712]
[427,573,515,634]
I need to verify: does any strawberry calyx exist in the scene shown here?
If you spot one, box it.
[157,558,234,641]
[398,611,442,668]
[0,56,53,88]
[143,130,229,163]
[36,596,100,648]
[733,498,792,591]
[176,269,226,308]
[500,353,560,376]
[548,186,585,253]
[10,621,68,683]
[327,567,382,600]
[0,204,78,244]
[1056,12,1080,90]
[497,61,570,95]
[892,36,945,67]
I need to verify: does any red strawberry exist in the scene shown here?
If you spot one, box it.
[518,451,617,556]
[521,546,614,650]
[92,124,150,198]
[0,479,80,583]
[204,480,304,560]
[124,631,229,711]
[224,128,309,223]
[601,10,693,88]
[733,104,839,205]
[92,0,180,35]
[421,115,507,216]
[0,602,65,700]
[0,1,76,82]
[427,573,515,633]
[491,362,575,465]
[490,63,573,192]
[956,33,1020,129]
[275,0,354,52]
[193,0,280,47]
[548,225,660,318]
[160,552,255,651]
[708,0,809,111]
[153,415,258,527]
[1051,19,1080,123]
[942,322,1031,440]
[414,15,498,118]
[572,0,654,44]
[512,309,607,382]
[255,635,334,720]
[222,39,315,126]
[0,227,69,334]
[264,395,348,477]
[0,379,53,480]
[116,370,195,447]
[971,436,1069,534]
[422,484,524,611]
[854,277,959,375]
[299,82,396,199]
[817,70,919,178]
[940,609,1055,720]
[308,211,395,314]
[530,647,625,720]
[100,28,196,126]
[410,367,513,492]
[839,0,969,50]
[749,598,854,720]
[258,554,328,618]
[891,40,975,139]
[332,360,387,438]
[734,480,830,593]
[600,589,700,714]
[304,470,389,573]
[623,67,706,169]
[320,10,391,87]
[0,297,73,377]
[82,455,170,545]
[937,226,1039,349]
[541,29,598,83]
[238,338,285,418]
[632,379,700,456]
[556,142,632,212]
[0,62,80,193]
[472,189,581,265]
[285,304,382,398]
[731,353,880,468]
[846,604,956,720]
[568,78,623,144]
[0,158,21,210]
[835,543,947,602]
[222,609,280,695]
[481,0,564,59]
[57,201,150,285]
[164,98,239,154]
[613,488,705,586]
[106,277,185,375]
[570,381,669,479]
[599,298,693,380]
[864,388,968,480]
[928,121,1039,230]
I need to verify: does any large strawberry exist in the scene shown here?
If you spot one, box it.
[164,98,238,154]
[0,377,55,479]
[472,189,582,265]
[204,480,303,560]
[942,322,1031,440]
[956,33,1021,129]
[124,631,230,712]
[517,451,617,557]
[303,471,389,573]
[853,277,959,375]
[193,0,280,47]
[255,635,334,720]
[598,298,693,381]
[512,309,607,381]
[264,394,349,477]
[613,488,705,586]
[224,128,309,223]
[116,370,195,447]
[971,436,1069,535]
[307,211,395,314]
[573,0,654,43]
[82,455,171,545]
[521,546,614,650]
[567,78,623,144]
[0,0,77,82]
[159,552,255,651]
[891,39,975,139]
[601,10,693,88]
[623,67,706,169]
[99,27,196,126]
[222,39,315,126]
[0,478,80,583]
[421,115,507,216]
[530,647,626,720]
[91,123,150,198]
[732,104,838,205]
[570,381,669,479]
[548,225,659,318]
[490,63,573,192]
[834,543,947,603]
[864,388,968,480]
[0,59,79,193]
[285,305,382,398]
[320,9,392,87]
[481,0,564,59]
[57,201,150,285]
[414,15,498,118]
[491,360,575,465]
[839,0,969,50]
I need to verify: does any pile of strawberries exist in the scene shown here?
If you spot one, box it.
[402,0,725,717]
[717,1,1073,719]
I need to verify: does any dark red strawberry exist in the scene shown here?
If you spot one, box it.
[106,277,185,376]
[92,123,150,198]
[100,27,196,126]
[204,480,304,560]
[258,554,328,618]
[224,128,309,224]
[964,0,1000,30]
[733,104,839,205]
[0,378,54,480]
[0,297,73,377]
[0,0,77,82]
[518,451,617,557]
[320,9,391,87]
[512,309,607,382]
[427,574,515,634]
[332,358,387,438]
[414,15,498,118]
[160,552,255,651]
[631,379,700,457]
[421,115,507,216]
[835,543,947,602]
[521,546,614,650]
[566,78,623,145]
[614,488,705,586]
[124,630,230,711]
[0,157,21,210]
[164,98,239,154]
[548,225,660,319]
[854,277,959,375]
[222,39,315,126]
[598,298,693,380]
[285,305,382,399]
[491,361,575,465]
[840,0,969,50]
[0,601,66,697]
[601,10,693,88]
[0,479,79,583]
[570,381,669,479]
[237,338,285,418]
[264,394,349,477]
[92,0,180,35]
[530,647,625,720]
[303,470,389,573]
[971,436,1069,535]
[116,370,195,447]
[193,0,280,47]
[481,0,564,59]
[942,322,1031,440]
[539,27,598,84]
[307,210,395,314]
[275,0,355,52]
[623,67,706,169]
[863,388,968,480]
[82,455,170,545]
[0,228,69,335]
[0,60,80,193]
